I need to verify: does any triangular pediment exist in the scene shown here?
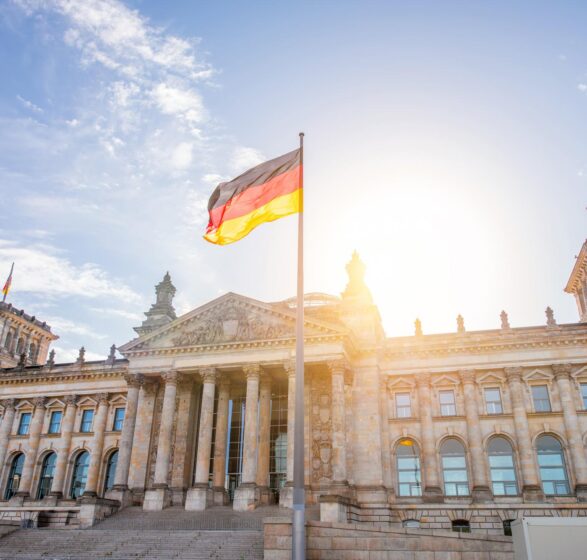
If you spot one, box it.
[119,292,348,354]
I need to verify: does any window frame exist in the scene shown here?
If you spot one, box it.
[70,451,90,499]
[112,407,125,432]
[440,439,470,497]
[396,440,422,497]
[17,412,32,435]
[536,435,570,496]
[484,387,503,415]
[36,452,57,500]
[439,390,457,416]
[488,436,518,496]
[48,410,63,434]
[395,392,412,418]
[4,453,25,500]
[80,409,95,433]
[580,383,587,410]
[531,385,552,413]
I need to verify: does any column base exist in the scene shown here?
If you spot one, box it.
[256,485,274,506]
[472,485,492,503]
[170,487,186,506]
[233,482,258,511]
[354,485,388,506]
[143,485,172,511]
[41,494,59,506]
[422,485,444,503]
[319,494,350,523]
[522,484,545,503]
[575,483,587,502]
[212,486,230,506]
[185,484,212,511]
[105,485,134,508]
[279,482,293,508]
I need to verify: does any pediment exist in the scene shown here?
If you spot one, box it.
[431,374,459,386]
[119,292,348,353]
[477,372,505,385]
[523,368,553,382]
[387,376,415,390]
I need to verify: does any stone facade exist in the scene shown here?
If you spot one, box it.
[1,242,587,535]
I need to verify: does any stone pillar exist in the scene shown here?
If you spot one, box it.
[0,399,16,477]
[328,360,348,489]
[143,371,179,511]
[256,373,272,504]
[553,364,587,501]
[416,374,442,502]
[233,363,260,511]
[16,397,46,499]
[280,362,296,508]
[108,374,142,505]
[505,367,543,502]
[50,395,78,498]
[212,376,230,505]
[459,369,491,501]
[83,393,110,497]
[185,368,217,511]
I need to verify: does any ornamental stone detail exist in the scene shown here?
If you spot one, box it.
[310,369,333,484]
[552,363,573,380]
[124,373,144,388]
[199,367,217,384]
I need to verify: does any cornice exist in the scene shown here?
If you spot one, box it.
[0,367,128,386]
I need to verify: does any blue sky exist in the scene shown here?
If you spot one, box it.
[0,0,585,362]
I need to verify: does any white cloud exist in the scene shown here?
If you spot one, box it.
[578,83,587,93]
[152,83,205,124]
[52,345,105,363]
[231,146,265,174]
[16,94,43,113]
[0,239,141,302]
[89,307,142,322]
[171,142,193,170]
[44,316,107,339]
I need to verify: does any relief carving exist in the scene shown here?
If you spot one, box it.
[310,370,333,483]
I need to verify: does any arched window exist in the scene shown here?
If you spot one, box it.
[4,332,13,352]
[70,451,90,499]
[28,343,37,363]
[37,452,56,499]
[451,519,470,533]
[15,337,24,355]
[537,435,570,495]
[4,453,25,500]
[103,450,118,494]
[488,437,518,496]
[440,439,469,496]
[396,439,421,496]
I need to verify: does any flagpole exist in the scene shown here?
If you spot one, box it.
[292,132,305,560]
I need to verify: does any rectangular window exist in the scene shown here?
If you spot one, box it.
[113,408,125,431]
[395,393,412,418]
[581,384,587,410]
[439,390,456,416]
[17,412,31,435]
[80,409,94,433]
[532,385,551,412]
[48,410,62,434]
[484,388,503,414]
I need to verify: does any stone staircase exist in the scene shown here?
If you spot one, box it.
[0,506,293,559]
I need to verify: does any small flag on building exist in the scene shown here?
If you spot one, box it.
[204,148,302,245]
[2,262,14,302]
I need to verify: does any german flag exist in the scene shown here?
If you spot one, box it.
[204,149,301,245]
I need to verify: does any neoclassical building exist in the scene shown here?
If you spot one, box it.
[1,242,587,534]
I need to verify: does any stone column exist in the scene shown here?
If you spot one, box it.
[280,362,296,508]
[50,395,78,498]
[212,376,230,505]
[416,374,442,502]
[328,360,348,488]
[16,397,46,499]
[143,371,179,511]
[553,364,587,501]
[233,363,260,511]
[107,374,142,505]
[83,393,110,497]
[459,369,491,501]
[505,367,543,501]
[185,368,217,511]
[256,373,272,504]
[0,399,16,476]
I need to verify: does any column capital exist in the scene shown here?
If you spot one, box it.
[552,363,573,380]
[96,393,110,405]
[199,367,217,384]
[63,394,79,407]
[284,361,296,379]
[416,373,431,388]
[327,359,348,376]
[124,373,144,388]
[459,369,477,385]
[218,374,231,391]
[1,398,16,411]
[162,370,181,385]
[505,367,524,382]
[243,363,261,380]
[143,379,159,395]
[33,397,47,409]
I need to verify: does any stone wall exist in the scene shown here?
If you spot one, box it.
[263,518,514,560]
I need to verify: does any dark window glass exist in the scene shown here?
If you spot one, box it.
[4,453,25,499]
[70,451,90,498]
[48,411,62,434]
[441,439,469,496]
[532,385,551,412]
[113,408,125,431]
[503,519,513,537]
[80,410,94,433]
[488,437,518,496]
[581,384,587,410]
[451,520,470,533]
[103,450,118,494]
[396,439,421,496]
[37,452,57,499]
[537,435,569,495]
[17,412,31,435]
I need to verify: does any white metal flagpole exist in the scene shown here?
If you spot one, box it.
[292,132,306,560]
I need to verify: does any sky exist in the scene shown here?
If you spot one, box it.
[0,0,585,362]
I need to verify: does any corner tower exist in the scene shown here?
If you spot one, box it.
[565,240,587,322]
[134,272,177,336]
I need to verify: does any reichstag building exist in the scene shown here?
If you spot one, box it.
[1,241,587,536]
